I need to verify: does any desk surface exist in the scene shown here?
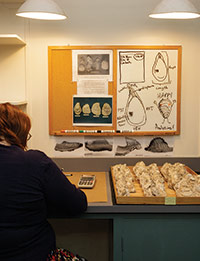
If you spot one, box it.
[64,172,112,206]
[63,172,200,215]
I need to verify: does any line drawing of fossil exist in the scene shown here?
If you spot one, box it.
[154,98,176,124]
[117,83,154,128]
[152,51,176,85]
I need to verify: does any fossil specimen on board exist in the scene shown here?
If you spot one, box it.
[82,104,91,114]
[74,102,82,115]
[115,137,142,156]
[91,102,101,116]
[54,141,83,152]
[85,139,112,152]
[102,103,112,116]
[145,137,173,153]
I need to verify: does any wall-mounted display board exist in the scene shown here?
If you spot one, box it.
[48,45,181,136]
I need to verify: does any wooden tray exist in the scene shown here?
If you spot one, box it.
[111,166,200,205]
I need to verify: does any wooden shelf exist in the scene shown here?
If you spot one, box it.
[0,34,26,45]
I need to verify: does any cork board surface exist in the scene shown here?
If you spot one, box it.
[48,45,182,136]
[64,172,108,203]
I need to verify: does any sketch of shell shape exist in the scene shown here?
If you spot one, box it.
[102,103,112,116]
[152,52,169,83]
[91,102,101,116]
[133,52,144,61]
[155,98,175,122]
[82,104,91,114]
[74,102,82,115]
[125,94,147,127]
[145,137,173,153]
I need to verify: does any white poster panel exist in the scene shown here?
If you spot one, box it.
[117,49,178,133]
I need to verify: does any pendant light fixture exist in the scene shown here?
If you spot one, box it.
[16,0,67,20]
[149,0,200,19]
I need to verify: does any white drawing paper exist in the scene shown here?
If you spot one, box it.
[77,79,108,95]
[117,49,178,133]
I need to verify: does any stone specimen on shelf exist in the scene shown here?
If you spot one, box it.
[112,164,136,196]
[133,161,166,197]
[160,162,200,197]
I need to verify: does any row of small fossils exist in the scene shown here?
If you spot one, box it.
[112,162,200,197]
[74,102,112,116]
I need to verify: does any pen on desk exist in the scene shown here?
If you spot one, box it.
[65,173,73,176]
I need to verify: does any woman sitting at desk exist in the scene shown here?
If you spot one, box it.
[0,103,87,261]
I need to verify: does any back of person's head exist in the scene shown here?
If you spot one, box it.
[0,103,31,150]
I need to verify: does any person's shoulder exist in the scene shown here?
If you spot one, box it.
[25,149,52,166]
[26,149,47,158]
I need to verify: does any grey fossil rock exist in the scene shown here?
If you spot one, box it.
[145,137,173,153]
[85,139,112,152]
[115,137,142,156]
[55,141,83,152]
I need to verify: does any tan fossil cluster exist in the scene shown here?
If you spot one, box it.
[160,163,200,197]
[133,161,166,197]
[112,161,200,198]
[112,164,135,196]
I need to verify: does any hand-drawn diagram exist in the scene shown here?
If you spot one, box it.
[119,51,145,84]
[117,83,150,128]
[154,98,176,124]
[117,48,179,133]
[152,51,176,85]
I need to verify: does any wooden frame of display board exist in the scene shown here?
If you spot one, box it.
[48,45,181,136]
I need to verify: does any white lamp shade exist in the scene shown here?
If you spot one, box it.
[149,0,200,19]
[16,0,67,20]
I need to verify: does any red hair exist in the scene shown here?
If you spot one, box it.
[0,103,31,150]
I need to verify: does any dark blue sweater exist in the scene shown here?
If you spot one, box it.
[0,144,87,260]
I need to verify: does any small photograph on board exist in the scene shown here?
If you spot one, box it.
[72,50,113,81]
[84,136,114,157]
[73,95,113,126]
[78,54,109,76]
